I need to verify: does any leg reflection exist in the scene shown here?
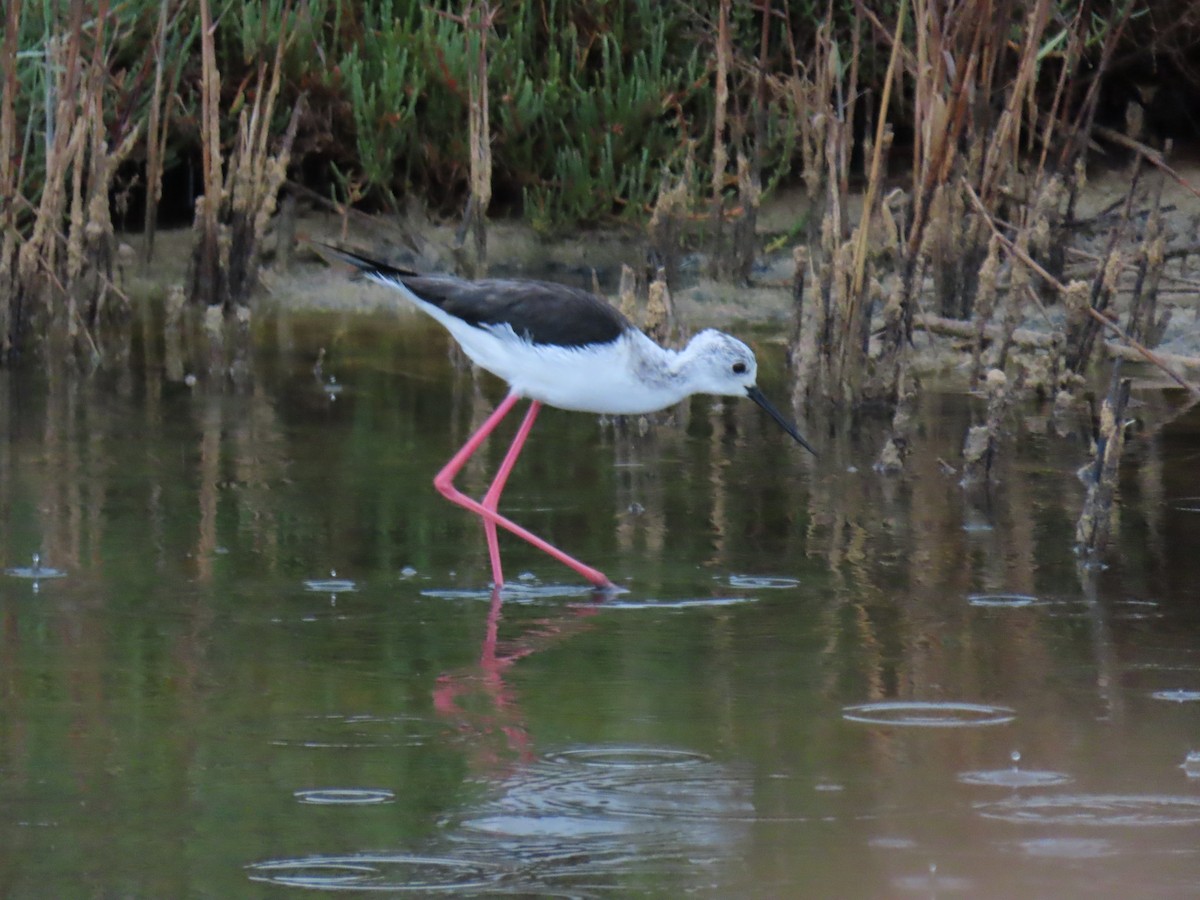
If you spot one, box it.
[432,587,606,771]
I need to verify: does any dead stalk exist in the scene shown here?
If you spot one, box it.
[144,0,181,262]
[964,182,1200,398]
[709,0,731,277]
[4,0,140,362]
[189,0,303,318]
[1126,150,1170,346]
[442,2,496,277]
[1090,124,1200,203]
[0,0,21,358]
[194,0,223,306]
[465,3,493,277]
[844,0,905,371]
[978,0,1052,205]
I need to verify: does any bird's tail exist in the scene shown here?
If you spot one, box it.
[310,241,421,280]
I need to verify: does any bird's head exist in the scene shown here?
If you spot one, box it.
[681,329,816,455]
[681,330,760,396]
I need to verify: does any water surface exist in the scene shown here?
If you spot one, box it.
[1,313,1199,897]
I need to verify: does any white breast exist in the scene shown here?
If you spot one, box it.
[457,326,685,415]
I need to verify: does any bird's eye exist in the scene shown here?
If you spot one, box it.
[732,362,747,375]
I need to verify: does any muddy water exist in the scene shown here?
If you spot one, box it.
[1,313,1199,898]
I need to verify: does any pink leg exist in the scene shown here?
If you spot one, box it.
[433,393,613,588]
[480,400,542,585]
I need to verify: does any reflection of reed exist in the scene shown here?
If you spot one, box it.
[228,385,289,565]
[803,394,1118,720]
[12,367,283,582]
[39,375,101,573]
[463,379,494,497]
[0,375,9,561]
[195,395,221,582]
[611,419,667,562]
[442,369,493,581]
[793,393,1178,826]
[1137,439,1167,577]
[1080,565,1123,726]
[705,400,731,564]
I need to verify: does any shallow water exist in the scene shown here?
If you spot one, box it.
[2,313,1199,898]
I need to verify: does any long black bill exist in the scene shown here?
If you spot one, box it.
[746,386,817,456]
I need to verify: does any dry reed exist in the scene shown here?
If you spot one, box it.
[188,0,303,319]
[0,0,23,360]
[4,1,140,365]
[707,0,731,280]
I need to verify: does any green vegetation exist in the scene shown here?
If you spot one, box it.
[2,0,1199,372]
[321,0,713,224]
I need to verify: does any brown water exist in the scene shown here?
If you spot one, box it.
[1,313,1199,898]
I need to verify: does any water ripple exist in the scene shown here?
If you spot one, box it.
[422,583,600,602]
[303,574,358,593]
[1151,689,1200,703]
[891,869,974,894]
[246,854,503,892]
[592,596,759,610]
[294,788,396,805]
[544,747,710,768]
[842,701,1016,727]
[976,794,1200,826]
[727,575,801,590]
[270,713,432,749]
[966,593,1040,608]
[404,744,758,893]
[1015,837,1116,859]
[957,768,1072,788]
[5,553,66,580]
[462,745,753,832]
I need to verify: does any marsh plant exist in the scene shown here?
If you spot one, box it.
[2,0,1198,426]
[2,0,146,364]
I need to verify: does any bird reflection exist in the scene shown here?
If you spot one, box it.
[432,586,606,772]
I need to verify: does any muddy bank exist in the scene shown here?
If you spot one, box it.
[123,157,1200,383]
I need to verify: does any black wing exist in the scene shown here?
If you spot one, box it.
[319,242,629,348]
[401,276,628,347]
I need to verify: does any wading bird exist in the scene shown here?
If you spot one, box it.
[322,245,815,589]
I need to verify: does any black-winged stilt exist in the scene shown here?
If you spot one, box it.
[321,245,815,589]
